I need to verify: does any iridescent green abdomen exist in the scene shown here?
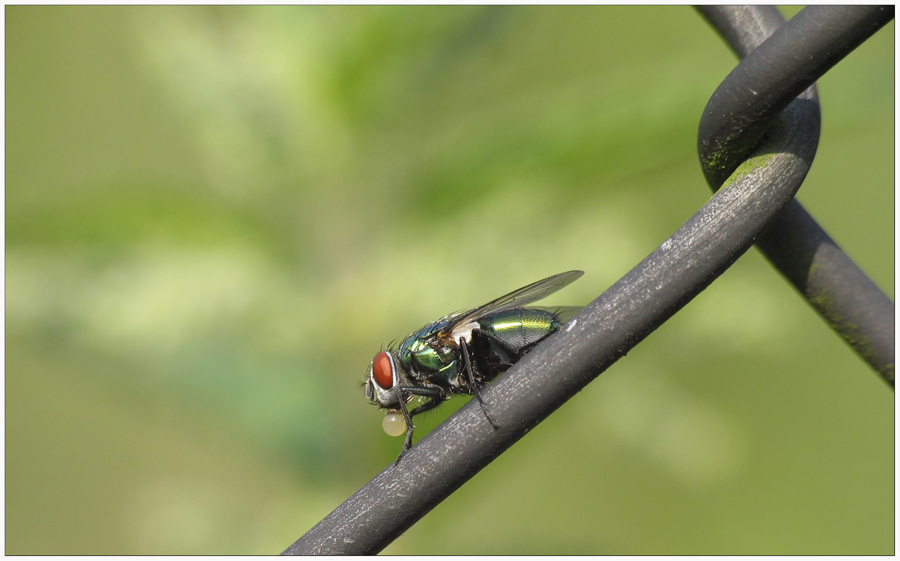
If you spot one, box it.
[477,307,562,352]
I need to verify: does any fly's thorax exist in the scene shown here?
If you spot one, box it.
[477,307,562,352]
[399,324,455,371]
[400,338,460,386]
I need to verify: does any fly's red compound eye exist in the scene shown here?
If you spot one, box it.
[372,351,394,390]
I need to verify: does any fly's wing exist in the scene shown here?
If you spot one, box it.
[446,270,584,330]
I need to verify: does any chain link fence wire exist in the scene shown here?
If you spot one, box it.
[283,5,894,555]
[697,5,894,386]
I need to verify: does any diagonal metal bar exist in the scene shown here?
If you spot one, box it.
[697,5,895,386]
[283,6,891,555]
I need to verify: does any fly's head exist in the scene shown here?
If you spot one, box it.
[364,350,411,438]
[364,349,409,410]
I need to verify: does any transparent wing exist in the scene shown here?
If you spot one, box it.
[445,270,584,330]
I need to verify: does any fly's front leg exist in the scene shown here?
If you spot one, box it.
[459,337,501,430]
[395,385,445,461]
[395,396,416,458]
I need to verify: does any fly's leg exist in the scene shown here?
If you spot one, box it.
[395,385,445,461]
[395,396,416,458]
[459,337,501,430]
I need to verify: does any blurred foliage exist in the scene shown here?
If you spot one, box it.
[5,5,893,555]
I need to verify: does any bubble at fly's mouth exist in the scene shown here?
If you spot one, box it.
[382,410,407,437]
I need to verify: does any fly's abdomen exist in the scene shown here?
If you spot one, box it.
[477,307,562,353]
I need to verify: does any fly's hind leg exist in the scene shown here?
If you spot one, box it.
[459,337,501,430]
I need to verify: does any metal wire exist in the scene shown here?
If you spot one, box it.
[697,5,895,386]
[282,6,893,554]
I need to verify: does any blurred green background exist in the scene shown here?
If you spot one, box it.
[5,5,893,555]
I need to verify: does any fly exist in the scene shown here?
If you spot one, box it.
[364,270,584,460]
